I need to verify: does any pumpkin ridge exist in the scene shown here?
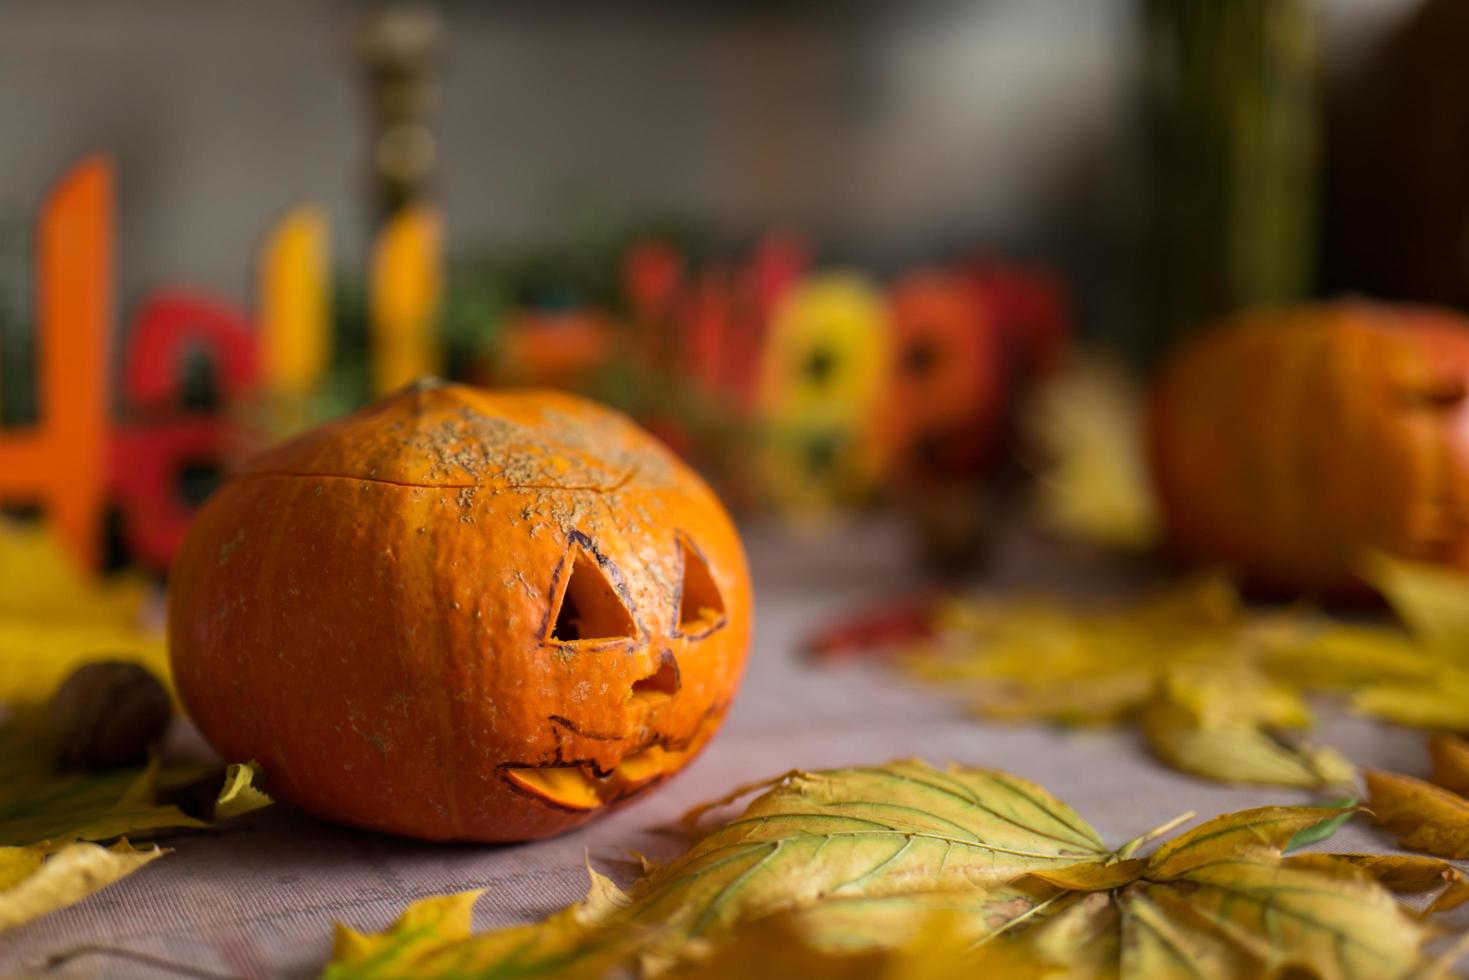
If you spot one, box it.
[223,468,640,494]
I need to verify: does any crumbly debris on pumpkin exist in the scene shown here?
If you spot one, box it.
[246,387,678,494]
[389,403,672,491]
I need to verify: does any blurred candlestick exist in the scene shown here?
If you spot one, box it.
[370,203,443,394]
[1139,0,1318,359]
[358,3,441,222]
[881,269,1004,483]
[259,206,331,431]
[0,156,113,571]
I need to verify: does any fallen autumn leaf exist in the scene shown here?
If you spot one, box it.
[1366,734,1469,861]
[324,760,1459,979]
[870,556,1469,786]
[0,717,272,932]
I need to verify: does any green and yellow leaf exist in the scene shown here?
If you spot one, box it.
[325,874,637,980]
[1283,798,1357,852]
[0,522,274,932]
[325,761,1447,979]
[1144,805,1356,877]
[0,719,272,932]
[214,762,275,820]
[1142,662,1355,787]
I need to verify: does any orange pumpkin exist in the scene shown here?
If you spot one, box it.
[1149,303,1469,597]
[168,380,751,841]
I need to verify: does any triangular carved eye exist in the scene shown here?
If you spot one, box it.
[677,536,725,635]
[550,550,636,642]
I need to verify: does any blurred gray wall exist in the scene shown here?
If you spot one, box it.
[0,0,1421,313]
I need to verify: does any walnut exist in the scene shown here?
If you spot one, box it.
[48,661,172,770]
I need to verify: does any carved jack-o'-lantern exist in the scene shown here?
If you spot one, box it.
[168,381,751,842]
[755,273,890,510]
[1150,303,1469,596]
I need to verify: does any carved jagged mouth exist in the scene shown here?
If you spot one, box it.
[503,716,717,811]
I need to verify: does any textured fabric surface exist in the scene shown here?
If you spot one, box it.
[2,518,1456,978]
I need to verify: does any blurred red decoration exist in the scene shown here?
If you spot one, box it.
[968,261,1071,386]
[880,270,1005,482]
[746,233,809,324]
[120,291,258,408]
[804,597,937,660]
[3,155,473,575]
[109,291,259,568]
[619,232,810,417]
[676,265,737,399]
[496,309,617,388]
[726,233,809,413]
[623,239,684,328]
[1,152,1074,572]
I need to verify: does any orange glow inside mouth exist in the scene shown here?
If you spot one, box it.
[505,721,714,810]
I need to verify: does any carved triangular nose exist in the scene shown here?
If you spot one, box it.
[630,649,681,704]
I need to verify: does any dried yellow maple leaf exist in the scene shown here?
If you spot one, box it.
[0,839,164,933]
[1429,732,1469,796]
[324,760,1455,979]
[904,576,1350,784]
[1365,734,1469,861]
[0,718,272,932]
[1022,360,1160,552]
[1141,660,1354,787]
[1283,852,1469,917]
[906,574,1241,725]
[895,556,1469,785]
[1327,555,1469,731]
[325,873,637,980]
[0,522,261,930]
[661,911,1043,980]
[1366,769,1469,858]
[1364,552,1469,659]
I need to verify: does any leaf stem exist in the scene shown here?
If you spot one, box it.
[38,944,233,979]
[1115,810,1196,860]
[700,825,1096,861]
